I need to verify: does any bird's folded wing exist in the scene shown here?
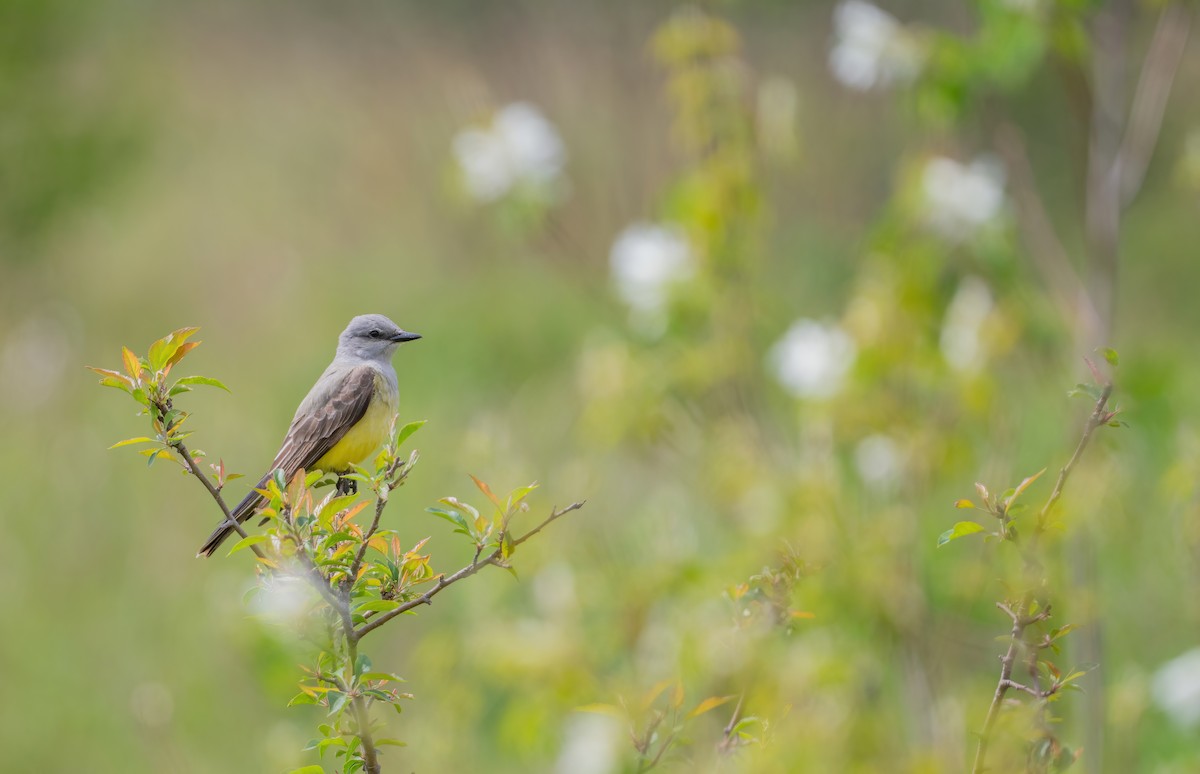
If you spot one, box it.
[269,364,377,477]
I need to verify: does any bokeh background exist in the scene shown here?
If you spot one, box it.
[3,0,1200,771]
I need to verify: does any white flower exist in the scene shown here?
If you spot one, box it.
[452,102,565,202]
[555,713,621,774]
[940,276,994,374]
[921,155,1006,241]
[251,574,317,626]
[829,1,923,91]
[769,319,857,399]
[1152,648,1200,728]
[854,434,902,490]
[609,222,695,335]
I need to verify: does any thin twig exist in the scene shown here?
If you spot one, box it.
[172,438,265,559]
[354,502,585,640]
[972,385,1113,773]
[1032,383,1114,540]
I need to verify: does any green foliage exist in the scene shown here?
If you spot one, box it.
[93,329,580,773]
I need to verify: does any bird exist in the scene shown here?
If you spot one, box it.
[197,313,421,557]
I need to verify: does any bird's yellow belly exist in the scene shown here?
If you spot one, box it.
[314,389,396,473]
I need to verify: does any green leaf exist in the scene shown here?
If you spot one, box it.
[937,521,986,547]
[395,419,426,448]
[173,375,230,392]
[354,653,372,677]
[287,691,319,707]
[507,482,539,510]
[109,437,157,449]
[148,327,200,371]
[427,506,470,531]
[954,499,975,509]
[360,671,406,684]
[1098,347,1119,367]
[326,690,349,716]
[355,599,400,615]
[227,534,270,556]
[273,468,288,491]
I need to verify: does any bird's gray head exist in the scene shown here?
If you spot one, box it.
[336,314,421,361]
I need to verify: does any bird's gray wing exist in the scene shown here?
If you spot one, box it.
[196,365,377,557]
[267,364,378,477]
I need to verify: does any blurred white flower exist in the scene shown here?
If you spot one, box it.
[940,276,994,374]
[769,319,857,399]
[829,1,923,91]
[1152,648,1200,728]
[921,155,1006,241]
[452,102,566,202]
[555,713,621,774]
[251,574,317,627]
[854,434,902,490]
[609,222,695,335]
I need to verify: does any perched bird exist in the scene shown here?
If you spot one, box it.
[197,314,421,557]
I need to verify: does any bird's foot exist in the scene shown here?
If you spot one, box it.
[336,476,358,496]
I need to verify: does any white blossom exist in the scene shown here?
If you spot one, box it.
[555,713,621,774]
[452,102,565,202]
[1152,648,1200,728]
[940,276,994,374]
[854,434,902,490]
[829,1,922,91]
[921,155,1006,241]
[769,319,857,399]
[609,222,695,335]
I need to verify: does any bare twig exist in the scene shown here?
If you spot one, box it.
[1032,383,1114,540]
[171,438,265,560]
[354,502,585,640]
[717,693,745,754]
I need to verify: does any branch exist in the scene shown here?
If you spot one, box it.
[972,598,1035,774]
[1119,2,1192,206]
[1033,382,1114,539]
[354,501,584,640]
[972,382,1114,773]
[349,457,412,584]
[346,636,381,774]
[172,438,266,560]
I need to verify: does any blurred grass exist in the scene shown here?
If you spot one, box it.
[2,1,1200,772]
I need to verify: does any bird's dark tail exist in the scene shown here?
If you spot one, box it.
[196,477,268,557]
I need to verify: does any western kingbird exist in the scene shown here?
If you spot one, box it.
[197,314,421,557]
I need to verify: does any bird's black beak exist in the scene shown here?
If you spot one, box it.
[390,331,422,342]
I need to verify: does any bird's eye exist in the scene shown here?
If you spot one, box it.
[368,329,381,339]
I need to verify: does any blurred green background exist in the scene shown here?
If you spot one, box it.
[3,0,1200,771]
